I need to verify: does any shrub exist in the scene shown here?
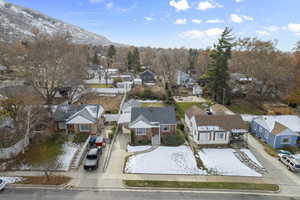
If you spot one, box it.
[178,124,185,131]
[282,145,299,154]
[137,139,151,145]
[108,132,114,141]
[163,132,185,146]
[130,130,135,145]
[73,132,89,144]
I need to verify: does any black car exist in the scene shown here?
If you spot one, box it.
[84,148,101,170]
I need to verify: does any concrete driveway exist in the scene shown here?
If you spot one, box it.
[247,134,300,195]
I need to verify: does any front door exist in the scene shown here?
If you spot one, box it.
[151,127,160,145]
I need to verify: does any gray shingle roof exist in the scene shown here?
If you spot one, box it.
[53,104,85,122]
[131,106,176,124]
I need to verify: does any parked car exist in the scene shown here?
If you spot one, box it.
[89,136,106,148]
[278,154,300,172]
[277,150,292,156]
[0,179,7,191]
[84,148,101,171]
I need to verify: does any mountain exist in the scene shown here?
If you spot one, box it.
[0,0,119,46]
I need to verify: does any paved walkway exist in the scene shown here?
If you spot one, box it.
[247,134,300,195]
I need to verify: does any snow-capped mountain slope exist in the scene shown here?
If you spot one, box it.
[0,0,118,46]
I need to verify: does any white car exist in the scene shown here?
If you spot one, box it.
[0,179,7,191]
[279,154,300,172]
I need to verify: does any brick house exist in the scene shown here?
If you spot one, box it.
[54,104,104,135]
[129,106,177,145]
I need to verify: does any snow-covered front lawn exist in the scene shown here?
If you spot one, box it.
[125,145,205,175]
[198,149,262,177]
[0,177,22,184]
[127,145,152,153]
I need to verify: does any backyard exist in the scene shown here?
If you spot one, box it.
[81,95,122,113]
[86,84,113,88]
[228,99,266,115]
[175,102,206,118]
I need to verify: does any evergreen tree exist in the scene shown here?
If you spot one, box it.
[92,52,99,65]
[188,48,198,72]
[206,27,234,104]
[132,47,141,72]
[127,51,133,71]
[107,45,116,59]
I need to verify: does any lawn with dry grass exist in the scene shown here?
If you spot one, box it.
[17,175,71,185]
[81,95,122,113]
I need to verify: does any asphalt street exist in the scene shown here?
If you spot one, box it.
[0,188,299,200]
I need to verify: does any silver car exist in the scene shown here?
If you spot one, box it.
[0,179,7,191]
[279,154,300,172]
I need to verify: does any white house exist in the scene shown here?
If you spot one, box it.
[193,85,203,96]
[188,114,247,145]
[185,105,207,132]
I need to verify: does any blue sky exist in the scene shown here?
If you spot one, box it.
[7,0,300,50]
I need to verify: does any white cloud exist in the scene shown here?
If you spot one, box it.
[235,0,243,2]
[264,26,280,32]
[105,2,114,9]
[197,0,223,11]
[145,17,154,21]
[242,15,253,21]
[206,19,224,23]
[180,28,223,40]
[174,18,187,25]
[169,0,190,11]
[192,19,202,24]
[288,23,300,33]
[256,31,270,36]
[230,14,243,23]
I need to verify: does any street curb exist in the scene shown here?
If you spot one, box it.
[123,186,281,194]
[8,184,281,194]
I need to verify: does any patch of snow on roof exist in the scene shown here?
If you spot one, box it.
[254,115,300,133]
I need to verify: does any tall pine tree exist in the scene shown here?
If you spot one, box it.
[127,51,133,71]
[132,47,141,72]
[107,45,116,59]
[206,27,234,105]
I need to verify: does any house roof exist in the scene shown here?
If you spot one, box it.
[66,105,104,124]
[131,106,176,125]
[139,70,156,82]
[195,115,247,131]
[54,104,104,123]
[54,104,85,122]
[185,105,206,118]
[271,122,288,135]
[122,99,141,113]
[210,104,235,115]
[271,122,298,136]
[253,115,300,133]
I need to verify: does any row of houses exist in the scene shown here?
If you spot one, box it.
[85,65,156,88]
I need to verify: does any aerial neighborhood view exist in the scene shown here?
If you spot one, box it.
[1,0,300,199]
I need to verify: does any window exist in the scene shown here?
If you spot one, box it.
[136,128,147,135]
[79,124,91,132]
[199,132,209,141]
[215,132,225,140]
[281,137,290,144]
[160,125,170,132]
[58,122,66,130]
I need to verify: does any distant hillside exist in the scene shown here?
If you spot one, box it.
[0,0,121,46]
